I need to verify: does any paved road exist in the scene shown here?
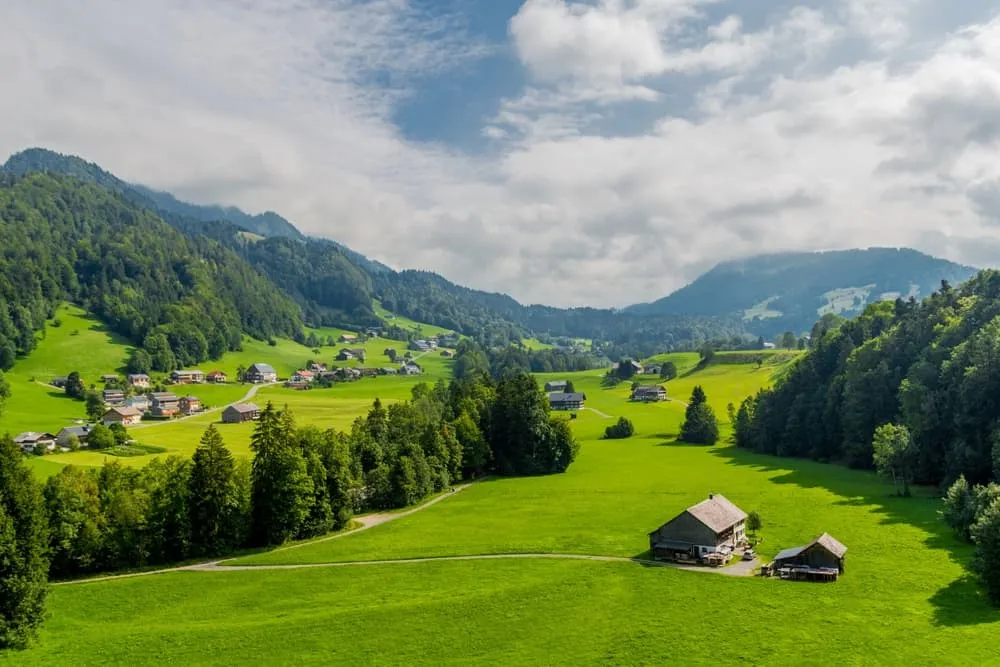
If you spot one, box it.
[130,382,276,430]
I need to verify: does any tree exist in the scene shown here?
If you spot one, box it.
[679,386,719,445]
[604,417,635,439]
[565,380,575,394]
[250,404,314,545]
[126,349,152,375]
[84,391,105,423]
[747,510,762,536]
[0,372,9,417]
[490,372,578,475]
[659,362,677,381]
[143,332,177,372]
[453,410,489,477]
[780,331,797,349]
[0,435,49,650]
[64,434,80,452]
[87,424,114,450]
[189,425,242,556]
[943,476,977,540]
[235,365,247,384]
[65,371,86,400]
[43,466,103,577]
[970,498,1000,605]
[109,424,128,447]
[872,423,916,497]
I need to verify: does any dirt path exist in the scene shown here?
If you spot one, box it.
[585,407,614,419]
[130,382,276,430]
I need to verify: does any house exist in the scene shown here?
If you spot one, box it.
[440,349,454,358]
[337,348,367,362]
[246,363,278,384]
[365,327,382,337]
[400,362,421,376]
[103,406,142,427]
[379,367,398,376]
[544,380,568,392]
[102,389,126,405]
[101,373,119,384]
[291,369,315,383]
[548,392,586,410]
[438,333,460,347]
[206,370,228,384]
[125,395,150,413]
[149,392,180,417]
[338,333,357,343]
[648,494,748,563]
[222,402,260,423]
[14,432,57,453]
[631,385,667,402]
[57,425,94,447]
[336,367,362,380]
[179,395,201,415]
[284,380,309,390]
[128,373,151,388]
[409,339,431,352]
[171,369,205,384]
[773,533,848,574]
[51,376,69,389]
[763,342,776,350]
[643,365,662,376]
[318,370,339,381]
[358,367,379,378]
[308,362,327,373]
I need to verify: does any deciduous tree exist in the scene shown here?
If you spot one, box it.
[872,423,916,496]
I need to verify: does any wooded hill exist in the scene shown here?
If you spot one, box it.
[735,273,1000,487]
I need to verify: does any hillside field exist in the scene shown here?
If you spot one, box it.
[14,354,999,665]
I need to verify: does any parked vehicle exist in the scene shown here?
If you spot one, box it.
[742,549,756,561]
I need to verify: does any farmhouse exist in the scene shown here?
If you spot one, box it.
[14,432,57,453]
[246,363,278,383]
[57,425,93,447]
[206,370,227,384]
[223,402,260,423]
[308,362,327,373]
[336,367,362,380]
[549,392,586,410]
[643,365,662,376]
[179,396,201,414]
[544,380,567,392]
[400,361,422,376]
[772,533,848,580]
[149,392,180,417]
[409,339,431,352]
[648,494,748,563]
[631,385,667,402]
[291,369,315,383]
[128,373,151,388]
[171,369,205,384]
[101,373,119,384]
[103,406,142,427]
[125,395,150,413]
[338,333,357,343]
[337,348,366,362]
[102,389,125,405]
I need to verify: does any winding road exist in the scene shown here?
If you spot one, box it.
[130,381,276,430]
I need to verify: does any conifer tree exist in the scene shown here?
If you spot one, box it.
[250,404,313,545]
[189,425,241,556]
[679,385,719,445]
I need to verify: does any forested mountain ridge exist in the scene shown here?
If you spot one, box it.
[629,248,977,337]
[0,172,302,370]
[735,272,1000,487]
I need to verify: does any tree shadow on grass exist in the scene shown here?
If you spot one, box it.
[709,445,999,627]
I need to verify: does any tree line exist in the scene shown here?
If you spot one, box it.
[0,372,578,650]
[451,339,604,381]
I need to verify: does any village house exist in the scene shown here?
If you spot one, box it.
[438,333,460,347]
[103,406,143,427]
[102,388,126,405]
[206,370,227,384]
[128,373,151,388]
[308,362,327,373]
[149,392,180,417]
[284,380,310,390]
[171,369,205,384]
[631,385,668,402]
[548,392,586,410]
[291,369,315,383]
[409,339,431,352]
[544,380,568,392]
[648,494,748,564]
[358,367,379,378]
[379,367,398,375]
[246,363,278,384]
[57,425,94,447]
[125,395,150,413]
[400,361,421,376]
[643,365,662,376]
[101,373,119,384]
[179,395,202,415]
[14,432,57,453]
[223,402,260,423]
[338,333,357,343]
[771,533,848,581]
[336,367,362,380]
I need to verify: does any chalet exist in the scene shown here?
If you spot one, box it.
[206,370,228,384]
[548,392,586,410]
[171,369,205,384]
[179,396,202,415]
[246,363,278,384]
[308,362,327,373]
[337,348,366,362]
[338,333,357,343]
[648,494,748,563]
[284,380,309,390]
[544,380,568,392]
[409,340,431,352]
[400,362,421,376]
[51,376,69,389]
[149,392,180,417]
[772,533,847,578]
[125,395,150,413]
[643,365,662,376]
[57,425,94,447]
[128,373,151,388]
[336,367,362,380]
[318,370,338,381]
[365,327,382,337]
[14,432,57,453]
[379,367,398,376]
[101,373,119,384]
[102,389,126,405]
[763,342,776,350]
[631,385,667,402]
[438,333,460,347]
[103,406,143,427]
[291,369,315,383]
[223,402,260,423]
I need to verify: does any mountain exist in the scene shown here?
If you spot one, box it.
[628,248,978,336]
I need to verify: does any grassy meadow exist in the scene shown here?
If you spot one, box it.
[15,352,1000,665]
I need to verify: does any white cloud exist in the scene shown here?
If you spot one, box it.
[2,0,1000,308]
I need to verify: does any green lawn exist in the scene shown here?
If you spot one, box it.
[374,301,457,339]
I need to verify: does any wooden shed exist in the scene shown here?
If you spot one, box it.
[772,533,847,574]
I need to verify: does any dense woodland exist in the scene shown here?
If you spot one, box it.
[450,339,605,380]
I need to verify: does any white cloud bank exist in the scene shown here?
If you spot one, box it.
[2,0,1000,307]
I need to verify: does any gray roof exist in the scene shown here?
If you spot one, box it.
[249,363,276,374]
[58,425,93,437]
[634,385,666,395]
[773,545,805,561]
[773,533,848,562]
[545,380,567,388]
[14,432,56,443]
[686,494,748,534]
[549,392,585,403]
[150,392,178,400]
[227,402,259,413]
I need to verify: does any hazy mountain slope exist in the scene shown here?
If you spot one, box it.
[629,248,977,335]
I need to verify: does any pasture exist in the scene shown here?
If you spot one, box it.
[14,353,998,664]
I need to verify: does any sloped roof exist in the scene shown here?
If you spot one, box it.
[549,392,586,402]
[228,402,259,413]
[686,494,748,534]
[773,545,805,561]
[634,385,666,395]
[249,363,276,374]
[107,406,141,418]
[773,533,848,562]
[150,392,178,400]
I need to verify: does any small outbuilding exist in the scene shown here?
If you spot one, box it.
[223,402,260,423]
[544,380,567,392]
[773,533,847,574]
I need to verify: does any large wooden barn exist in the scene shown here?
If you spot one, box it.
[648,494,748,563]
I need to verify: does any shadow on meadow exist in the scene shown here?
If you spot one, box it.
[710,445,1000,627]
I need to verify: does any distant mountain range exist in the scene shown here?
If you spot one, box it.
[0,148,982,356]
[628,249,977,336]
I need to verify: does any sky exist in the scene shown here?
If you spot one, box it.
[3,0,1000,308]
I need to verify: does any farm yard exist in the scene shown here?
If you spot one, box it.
[10,350,1000,665]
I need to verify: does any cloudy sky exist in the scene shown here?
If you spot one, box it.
[3,0,1000,307]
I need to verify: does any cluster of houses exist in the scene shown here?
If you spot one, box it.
[648,494,847,581]
[544,380,586,411]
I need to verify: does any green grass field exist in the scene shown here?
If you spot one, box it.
[15,352,1000,665]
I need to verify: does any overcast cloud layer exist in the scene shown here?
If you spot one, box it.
[3,0,1000,307]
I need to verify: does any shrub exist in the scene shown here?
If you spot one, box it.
[604,417,635,440]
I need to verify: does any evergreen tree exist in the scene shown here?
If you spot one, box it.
[85,391,105,423]
[43,466,103,578]
[0,372,9,416]
[971,498,1000,605]
[0,435,49,650]
[317,431,355,529]
[144,457,192,563]
[250,404,313,545]
[679,386,719,445]
[659,361,678,380]
[64,371,86,400]
[188,425,241,556]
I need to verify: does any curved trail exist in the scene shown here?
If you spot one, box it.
[130,382,276,430]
